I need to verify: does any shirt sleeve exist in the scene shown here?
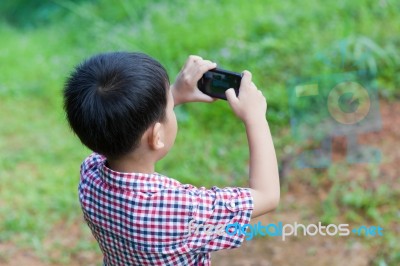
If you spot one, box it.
[184,186,253,253]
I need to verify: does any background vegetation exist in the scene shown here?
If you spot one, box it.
[0,0,399,265]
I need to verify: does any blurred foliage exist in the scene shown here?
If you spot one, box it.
[0,0,73,28]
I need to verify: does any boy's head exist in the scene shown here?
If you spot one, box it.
[64,52,176,159]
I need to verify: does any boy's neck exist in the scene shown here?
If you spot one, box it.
[107,151,156,174]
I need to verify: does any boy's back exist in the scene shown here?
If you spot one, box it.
[64,52,279,265]
[80,153,252,265]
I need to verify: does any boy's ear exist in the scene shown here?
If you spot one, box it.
[148,122,165,150]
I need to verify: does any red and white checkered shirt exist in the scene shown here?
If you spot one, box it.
[79,153,253,266]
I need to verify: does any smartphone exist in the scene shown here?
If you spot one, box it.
[197,68,242,100]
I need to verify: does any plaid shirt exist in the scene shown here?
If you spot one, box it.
[79,153,253,266]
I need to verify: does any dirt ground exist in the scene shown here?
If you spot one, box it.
[0,100,398,266]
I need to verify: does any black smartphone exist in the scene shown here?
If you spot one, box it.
[197,68,242,100]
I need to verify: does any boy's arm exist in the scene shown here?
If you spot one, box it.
[225,71,280,218]
[171,55,217,106]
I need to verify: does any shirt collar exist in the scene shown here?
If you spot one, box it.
[99,159,181,192]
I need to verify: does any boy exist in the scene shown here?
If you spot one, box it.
[63,52,279,266]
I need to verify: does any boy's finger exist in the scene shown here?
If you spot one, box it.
[226,88,239,107]
[241,70,252,87]
[196,90,216,103]
[199,59,215,66]
[188,55,202,62]
[198,61,217,74]
[181,55,202,70]
[205,60,217,69]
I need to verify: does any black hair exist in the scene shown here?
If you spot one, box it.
[63,52,169,158]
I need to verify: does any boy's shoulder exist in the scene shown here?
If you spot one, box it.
[79,152,253,206]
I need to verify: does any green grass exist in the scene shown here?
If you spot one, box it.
[0,0,399,264]
[316,163,400,265]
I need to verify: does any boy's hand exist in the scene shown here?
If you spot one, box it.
[171,55,217,105]
[225,71,267,125]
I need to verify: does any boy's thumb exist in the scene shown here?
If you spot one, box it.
[225,88,238,106]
